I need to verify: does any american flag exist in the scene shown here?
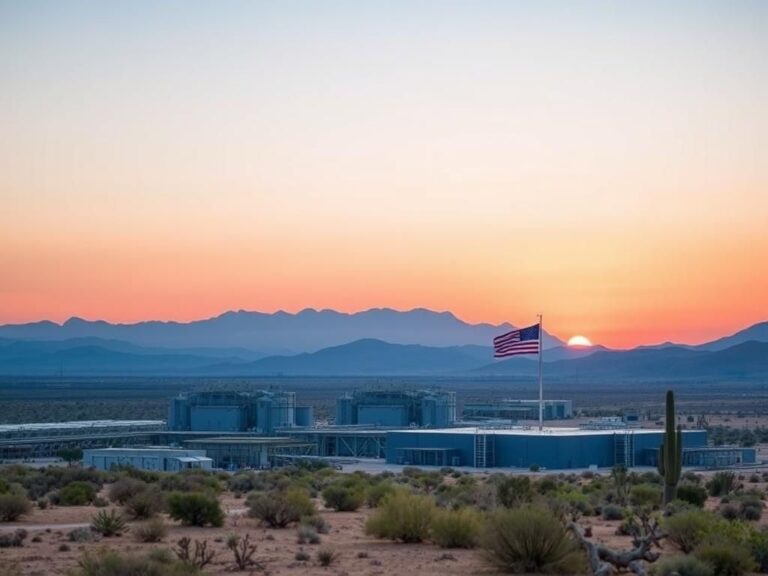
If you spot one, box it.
[493,323,541,357]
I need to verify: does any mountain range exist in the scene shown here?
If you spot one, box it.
[0,309,766,379]
[0,308,562,354]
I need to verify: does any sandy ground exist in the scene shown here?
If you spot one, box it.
[4,477,767,576]
[1,492,500,576]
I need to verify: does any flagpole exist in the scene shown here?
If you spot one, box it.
[538,313,543,432]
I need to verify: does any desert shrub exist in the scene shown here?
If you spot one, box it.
[496,476,534,508]
[652,555,714,576]
[92,496,109,508]
[73,548,197,576]
[108,477,148,504]
[720,504,740,521]
[0,494,32,521]
[738,498,762,521]
[481,506,586,574]
[663,509,714,553]
[366,481,395,508]
[708,472,737,497]
[247,487,314,528]
[678,484,709,508]
[91,509,127,537]
[36,497,48,509]
[0,529,27,548]
[160,470,221,494]
[695,539,757,576]
[322,483,365,512]
[59,481,97,506]
[365,490,436,543]
[316,547,339,567]
[297,524,320,544]
[68,527,101,543]
[228,472,259,493]
[134,518,168,542]
[630,483,662,509]
[300,514,330,534]
[124,488,164,519]
[167,492,223,527]
[430,507,482,549]
[601,504,625,521]
[295,549,310,561]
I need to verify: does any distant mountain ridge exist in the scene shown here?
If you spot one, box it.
[0,308,563,353]
[0,335,765,379]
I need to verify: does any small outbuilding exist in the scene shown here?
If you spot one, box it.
[83,447,213,472]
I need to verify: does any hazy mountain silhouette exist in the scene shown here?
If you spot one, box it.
[476,341,768,379]
[0,308,563,353]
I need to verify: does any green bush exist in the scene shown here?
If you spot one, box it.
[91,509,127,537]
[73,548,197,576]
[134,518,168,543]
[366,482,395,508]
[652,555,713,576]
[629,483,662,509]
[678,484,709,508]
[68,527,101,543]
[59,481,97,506]
[601,504,625,521]
[695,539,757,576]
[108,477,148,504]
[316,547,339,567]
[159,470,221,494]
[124,488,164,519]
[167,492,223,527]
[322,484,365,512]
[0,494,32,521]
[481,506,586,574]
[430,507,482,549]
[247,487,315,528]
[365,490,435,543]
[663,510,715,553]
[496,476,534,508]
[707,472,737,497]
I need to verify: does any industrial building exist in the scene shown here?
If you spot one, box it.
[336,388,456,427]
[83,447,212,472]
[168,390,312,434]
[184,437,314,469]
[462,399,573,421]
[282,426,388,459]
[385,427,716,469]
[0,420,166,460]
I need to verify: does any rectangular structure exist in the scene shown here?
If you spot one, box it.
[83,447,212,472]
[386,427,710,470]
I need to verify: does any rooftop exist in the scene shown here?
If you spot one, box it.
[0,420,165,433]
[391,426,703,437]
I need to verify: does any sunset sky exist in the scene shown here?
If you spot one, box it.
[1,1,766,348]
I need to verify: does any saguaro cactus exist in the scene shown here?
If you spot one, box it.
[657,390,682,504]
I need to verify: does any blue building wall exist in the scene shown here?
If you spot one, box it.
[385,429,709,469]
[358,405,407,427]
[190,406,244,432]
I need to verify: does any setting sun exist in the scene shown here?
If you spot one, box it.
[568,335,593,347]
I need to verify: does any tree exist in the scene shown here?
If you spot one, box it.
[57,448,83,466]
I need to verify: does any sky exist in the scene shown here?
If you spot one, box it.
[1,0,766,348]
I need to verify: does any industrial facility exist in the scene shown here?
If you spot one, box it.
[0,420,166,460]
[384,427,755,469]
[336,388,456,427]
[168,390,313,434]
[462,399,573,421]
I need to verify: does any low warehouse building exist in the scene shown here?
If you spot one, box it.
[385,427,710,469]
[83,447,212,472]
